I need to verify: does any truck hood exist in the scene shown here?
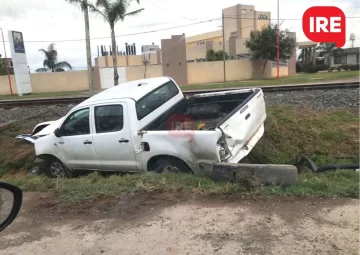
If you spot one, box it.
[15,117,65,144]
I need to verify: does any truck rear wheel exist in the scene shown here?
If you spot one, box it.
[151,157,192,174]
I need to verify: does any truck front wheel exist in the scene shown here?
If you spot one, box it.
[150,157,192,174]
[43,157,73,178]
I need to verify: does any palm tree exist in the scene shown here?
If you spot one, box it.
[36,44,72,72]
[65,0,94,95]
[316,43,343,72]
[87,0,144,86]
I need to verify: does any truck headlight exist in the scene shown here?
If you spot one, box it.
[217,136,231,161]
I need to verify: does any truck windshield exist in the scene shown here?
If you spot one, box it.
[136,80,179,120]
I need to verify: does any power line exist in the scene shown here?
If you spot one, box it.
[223,15,360,21]
[3,15,360,44]
[3,18,221,43]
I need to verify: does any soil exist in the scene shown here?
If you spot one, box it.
[0,192,358,255]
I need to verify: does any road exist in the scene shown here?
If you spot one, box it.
[0,192,358,255]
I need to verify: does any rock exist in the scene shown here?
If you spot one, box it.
[204,163,299,187]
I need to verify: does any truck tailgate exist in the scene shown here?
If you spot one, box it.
[217,88,266,163]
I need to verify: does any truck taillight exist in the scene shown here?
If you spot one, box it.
[217,135,231,162]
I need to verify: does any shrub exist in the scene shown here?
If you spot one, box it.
[303,63,318,73]
[316,64,329,71]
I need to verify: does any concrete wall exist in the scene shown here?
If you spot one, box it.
[187,59,252,84]
[0,69,104,95]
[226,60,252,81]
[161,34,188,85]
[30,71,88,93]
[0,75,17,95]
[252,60,272,79]
[271,66,288,77]
[187,61,224,84]
[99,67,126,89]
[126,65,163,81]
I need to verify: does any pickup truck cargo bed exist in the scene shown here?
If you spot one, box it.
[143,89,255,131]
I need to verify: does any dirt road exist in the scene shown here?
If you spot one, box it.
[0,192,358,255]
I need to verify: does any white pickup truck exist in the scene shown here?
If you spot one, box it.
[16,77,267,177]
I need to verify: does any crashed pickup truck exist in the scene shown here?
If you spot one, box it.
[16,77,267,177]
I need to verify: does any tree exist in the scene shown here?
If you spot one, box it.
[65,0,94,95]
[316,43,343,72]
[35,44,72,72]
[88,0,144,86]
[206,49,229,61]
[142,52,150,79]
[245,24,296,77]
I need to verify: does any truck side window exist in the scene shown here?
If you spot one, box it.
[60,108,90,136]
[95,105,124,133]
[136,80,179,120]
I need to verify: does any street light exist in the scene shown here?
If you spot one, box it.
[0,28,13,95]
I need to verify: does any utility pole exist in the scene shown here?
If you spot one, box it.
[0,28,12,95]
[276,0,280,79]
[83,0,94,95]
[222,12,226,82]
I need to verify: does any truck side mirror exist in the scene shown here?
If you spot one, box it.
[54,128,62,138]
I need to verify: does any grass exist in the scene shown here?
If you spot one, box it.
[4,170,359,203]
[245,106,359,165]
[1,106,359,202]
[181,71,359,90]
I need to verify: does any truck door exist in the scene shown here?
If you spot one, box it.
[91,103,138,171]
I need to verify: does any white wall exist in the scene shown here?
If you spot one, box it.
[99,67,126,89]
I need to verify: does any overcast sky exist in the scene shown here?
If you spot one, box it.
[1,0,359,72]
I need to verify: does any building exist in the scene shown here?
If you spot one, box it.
[185,4,271,61]
[329,47,360,67]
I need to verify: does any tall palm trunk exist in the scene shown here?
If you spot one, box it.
[111,25,119,86]
[84,2,94,95]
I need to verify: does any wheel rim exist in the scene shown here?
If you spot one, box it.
[162,165,181,173]
[50,162,65,177]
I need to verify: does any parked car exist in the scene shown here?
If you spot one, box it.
[16,77,267,177]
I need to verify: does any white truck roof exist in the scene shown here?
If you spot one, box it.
[78,76,173,107]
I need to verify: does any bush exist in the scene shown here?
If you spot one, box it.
[336,64,360,71]
[303,63,318,73]
[316,64,329,71]
[349,64,360,71]
[296,62,302,73]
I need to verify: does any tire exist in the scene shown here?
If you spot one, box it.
[151,157,192,174]
[43,157,73,178]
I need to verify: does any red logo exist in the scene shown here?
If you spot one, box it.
[302,6,346,47]
[166,114,195,139]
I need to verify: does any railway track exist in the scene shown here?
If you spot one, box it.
[0,81,358,108]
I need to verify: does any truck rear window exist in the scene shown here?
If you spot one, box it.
[136,80,179,120]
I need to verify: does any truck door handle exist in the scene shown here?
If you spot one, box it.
[119,139,129,143]
[84,140,92,144]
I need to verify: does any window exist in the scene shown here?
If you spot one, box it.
[60,108,90,136]
[95,105,124,133]
[334,55,347,64]
[136,80,179,120]
[242,9,246,14]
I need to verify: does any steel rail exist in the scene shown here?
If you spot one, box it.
[0,81,358,108]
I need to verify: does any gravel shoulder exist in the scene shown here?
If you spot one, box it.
[0,192,358,255]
